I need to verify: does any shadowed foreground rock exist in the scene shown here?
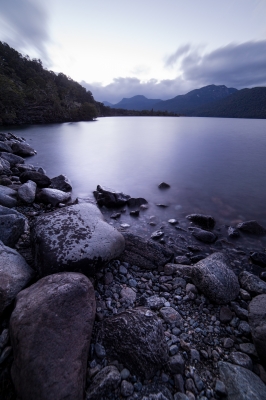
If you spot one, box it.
[97,308,169,379]
[10,272,96,400]
[0,205,26,247]
[248,294,266,368]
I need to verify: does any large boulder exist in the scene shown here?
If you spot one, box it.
[97,308,169,379]
[0,152,24,167]
[36,188,71,206]
[0,240,34,313]
[119,232,174,270]
[0,185,17,207]
[10,272,96,400]
[31,203,125,277]
[237,220,266,235]
[218,361,266,400]
[17,180,37,204]
[0,205,26,246]
[186,214,216,230]
[239,271,266,295]
[191,252,240,304]
[20,171,51,188]
[11,141,36,157]
[94,185,130,207]
[248,294,266,368]
[50,174,72,192]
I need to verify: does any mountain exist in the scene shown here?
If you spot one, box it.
[110,95,163,111]
[102,101,114,107]
[152,85,237,114]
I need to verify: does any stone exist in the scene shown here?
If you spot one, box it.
[219,361,266,400]
[97,308,169,379]
[219,306,233,323]
[36,188,71,206]
[223,338,234,348]
[127,197,148,207]
[94,185,130,207]
[237,220,266,235]
[0,206,26,247]
[119,233,173,270]
[158,182,170,189]
[174,394,189,400]
[17,180,37,203]
[159,307,183,326]
[50,174,72,192]
[191,227,217,243]
[230,352,253,370]
[20,171,51,188]
[146,295,166,310]
[0,152,24,167]
[10,272,96,400]
[231,302,248,320]
[120,287,136,303]
[214,380,227,396]
[11,142,36,157]
[169,354,185,374]
[111,212,121,219]
[168,219,178,225]
[120,369,130,380]
[0,185,17,207]
[239,289,251,301]
[228,226,240,238]
[86,366,121,400]
[130,210,139,217]
[239,343,258,357]
[0,329,9,351]
[0,157,11,176]
[121,380,134,397]
[94,343,106,359]
[186,214,215,230]
[191,252,240,304]
[250,252,266,267]
[175,256,191,265]
[0,141,13,153]
[248,294,266,368]
[239,271,266,295]
[164,264,193,277]
[260,271,266,281]
[0,241,34,314]
[151,230,164,239]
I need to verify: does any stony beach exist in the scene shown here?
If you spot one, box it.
[0,131,266,400]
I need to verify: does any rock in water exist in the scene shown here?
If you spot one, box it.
[0,206,26,247]
[0,240,34,314]
[191,252,240,304]
[127,197,148,207]
[248,294,266,368]
[10,272,96,400]
[50,174,72,192]
[236,220,266,235]
[31,203,125,277]
[186,214,216,230]
[97,308,168,379]
[11,142,36,157]
[191,227,217,243]
[158,182,170,189]
[94,185,130,207]
[36,188,71,206]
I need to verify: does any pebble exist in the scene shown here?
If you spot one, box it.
[120,380,134,397]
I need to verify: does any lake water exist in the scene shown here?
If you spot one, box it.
[2,116,266,236]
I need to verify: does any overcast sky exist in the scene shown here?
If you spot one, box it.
[1,0,266,103]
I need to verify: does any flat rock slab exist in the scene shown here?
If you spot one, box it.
[219,361,266,400]
[191,252,240,304]
[119,232,174,270]
[97,307,169,379]
[31,203,125,277]
[0,205,26,247]
[0,240,34,313]
[10,272,96,400]
[248,294,266,368]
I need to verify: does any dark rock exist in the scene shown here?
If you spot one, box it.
[191,227,217,243]
[237,220,266,235]
[219,361,266,400]
[97,307,169,379]
[214,380,227,396]
[223,338,234,348]
[169,354,185,374]
[121,380,134,397]
[0,206,26,247]
[0,141,13,153]
[239,343,258,357]
[228,226,240,238]
[119,233,174,270]
[191,252,240,304]
[0,157,11,175]
[186,214,215,230]
[156,204,168,208]
[36,188,71,206]
[11,142,36,157]
[31,203,125,277]
[0,152,24,167]
[164,263,193,277]
[10,272,96,400]
[158,182,170,189]
[175,256,191,265]
[86,366,121,400]
[130,210,139,217]
[250,252,266,267]
[16,163,35,173]
[239,271,266,295]
[230,352,253,370]
[20,171,51,188]
[248,294,266,368]
[0,177,12,185]
[231,302,248,320]
[260,271,266,281]
[160,307,183,326]
[0,185,17,207]
[127,197,148,207]
[151,230,164,239]
[110,212,121,219]
[50,174,72,192]
[17,180,37,203]
[94,185,130,207]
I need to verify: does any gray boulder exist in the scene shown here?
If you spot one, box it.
[0,205,26,246]
[94,185,130,207]
[186,214,215,229]
[36,188,71,206]
[0,185,17,207]
[219,361,266,400]
[31,203,125,277]
[86,366,121,400]
[20,171,51,188]
[50,174,72,192]
[97,307,169,379]
[0,240,34,313]
[191,227,217,243]
[0,152,24,167]
[239,271,266,295]
[18,180,37,204]
[191,252,240,304]
[10,272,96,400]
[248,294,266,368]
[237,220,266,235]
[11,141,36,157]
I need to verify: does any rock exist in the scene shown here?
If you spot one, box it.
[169,354,185,374]
[119,233,174,270]
[260,271,266,281]
[174,394,189,400]
[237,220,266,235]
[0,206,26,247]
[36,188,71,206]
[186,214,215,230]
[127,197,148,207]
[231,302,248,320]
[168,219,178,225]
[0,185,17,207]
[17,180,37,203]
[223,338,234,348]
[219,361,266,400]
[0,241,34,314]
[0,329,9,351]
[175,256,191,265]
[120,287,136,303]
[230,352,253,370]
[214,380,227,396]
[250,252,266,267]
[121,380,134,397]
[86,366,121,400]
[219,306,233,323]
[20,171,51,188]
[151,230,164,239]
[0,152,24,167]
[110,212,121,219]
[94,185,130,207]
[10,272,96,400]
[158,182,170,189]
[239,343,258,357]
[0,157,11,176]
[31,203,125,277]
[11,142,36,157]
[191,252,240,304]
[159,307,183,327]
[97,308,169,379]
[248,294,266,368]
[0,141,13,153]
[0,177,12,185]
[228,226,240,238]
[164,263,193,277]
[239,271,266,295]
[191,228,217,243]
[130,210,139,217]
[50,174,72,192]
[146,296,167,310]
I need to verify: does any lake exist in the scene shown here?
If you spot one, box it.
[2,116,266,237]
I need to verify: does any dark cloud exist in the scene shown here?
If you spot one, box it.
[164,44,191,67]
[0,0,51,64]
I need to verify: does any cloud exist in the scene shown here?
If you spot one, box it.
[164,44,191,67]
[0,0,51,64]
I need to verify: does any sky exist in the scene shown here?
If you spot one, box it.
[0,0,266,103]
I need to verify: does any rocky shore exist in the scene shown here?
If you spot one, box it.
[0,132,266,400]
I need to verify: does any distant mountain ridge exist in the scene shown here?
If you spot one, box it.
[103,95,162,111]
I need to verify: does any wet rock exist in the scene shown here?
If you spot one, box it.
[31,203,125,277]
[86,366,121,400]
[239,271,266,295]
[250,252,266,267]
[36,188,71,206]
[0,152,24,167]
[10,272,96,400]
[156,204,168,208]
[248,294,266,368]
[17,180,37,203]
[191,228,217,243]
[237,220,266,235]
[230,352,253,370]
[151,230,164,239]
[0,157,11,176]
[219,361,266,400]
[168,219,178,225]
[158,182,170,189]
[0,206,26,247]
[97,308,169,379]
[191,253,240,304]
[159,307,183,327]
[50,174,72,192]
[119,233,174,270]
[228,226,240,238]
[94,185,130,207]
[0,185,17,207]
[20,171,51,188]
[11,142,36,157]
[127,197,147,207]
[0,240,34,314]
[186,214,215,230]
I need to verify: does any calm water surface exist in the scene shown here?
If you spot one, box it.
[3,116,266,230]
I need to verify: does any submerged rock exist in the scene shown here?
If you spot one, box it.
[186,214,216,230]
[127,197,148,207]
[50,174,72,192]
